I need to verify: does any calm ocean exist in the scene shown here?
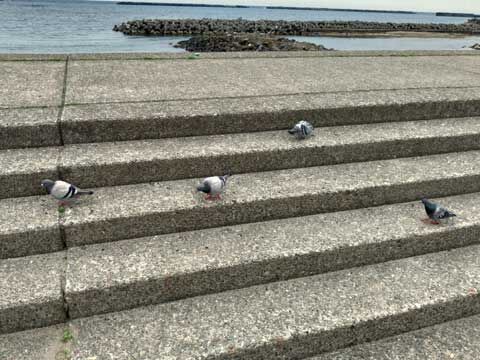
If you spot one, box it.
[1,0,479,53]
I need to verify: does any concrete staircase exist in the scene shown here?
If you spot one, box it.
[2,52,480,359]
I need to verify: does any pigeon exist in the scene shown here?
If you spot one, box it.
[288,120,314,140]
[41,179,94,206]
[196,174,230,200]
[421,198,456,224]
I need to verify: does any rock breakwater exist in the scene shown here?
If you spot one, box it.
[113,18,480,36]
[174,33,331,52]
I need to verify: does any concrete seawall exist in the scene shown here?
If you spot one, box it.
[113,18,480,36]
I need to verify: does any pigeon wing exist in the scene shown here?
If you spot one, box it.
[51,181,75,200]
[434,206,456,220]
[205,177,223,195]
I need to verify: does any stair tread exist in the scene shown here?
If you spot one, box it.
[60,150,480,246]
[60,86,480,144]
[65,192,479,318]
[0,107,61,150]
[4,150,480,256]
[314,314,480,359]
[67,245,480,359]
[0,195,61,259]
[0,252,66,334]
[62,116,480,165]
[5,116,480,198]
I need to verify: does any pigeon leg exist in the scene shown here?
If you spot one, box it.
[215,194,222,200]
[205,194,213,201]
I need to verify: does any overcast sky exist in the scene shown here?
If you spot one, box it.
[119,1,480,13]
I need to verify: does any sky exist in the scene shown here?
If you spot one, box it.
[116,1,480,13]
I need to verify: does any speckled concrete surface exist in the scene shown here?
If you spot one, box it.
[60,87,480,144]
[60,117,480,188]
[61,150,480,247]
[0,146,60,199]
[0,253,66,334]
[0,61,65,108]
[69,245,480,359]
[1,50,480,62]
[12,116,480,197]
[0,324,65,360]
[0,107,61,150]
[65,192,480,318]
[0,195,62,259]
[65,56,480,105]
[314,314,480,359]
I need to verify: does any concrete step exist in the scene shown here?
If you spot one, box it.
[60,150,480,247]
[312,314,480,359]
[0,146,59,199]
[65,245,480,359]
[61,80,480,145]
[0,324,66,360]
[5,116,480,199]
[0,252,66,334]
[3,314,480,360]
[65,192,480,319]
[4,150,480,258]
[59,116,480,189]
[0,196,61,259]
[3,88,480,150]
[0,107,61,150]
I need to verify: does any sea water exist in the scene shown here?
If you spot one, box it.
[0,0,479,53]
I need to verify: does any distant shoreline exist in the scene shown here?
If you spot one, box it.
[116,2,480,18]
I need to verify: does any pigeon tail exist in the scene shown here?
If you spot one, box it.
[288,128,296,135]
[77,190,94,196]
[444,211,457,218]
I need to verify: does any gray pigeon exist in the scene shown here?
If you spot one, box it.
[288,120,314,139]
[41,179,94,205]
[421,198,456,224]
[197,174,230,200]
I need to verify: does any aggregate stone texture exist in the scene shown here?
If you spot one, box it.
[0,324,65,360]
[0,195,62,259]
[428,55,480,76]
[60,117,480,188]
[65,56,480,104]
[0,107,61,149]
[69,245,480,359]
[65,192,480,318]
[0,146,60,199]
[61,150,480,247]
[2,50,480,61]
[61,87,480,144]
[0,61,65,107]
[0,252,66,334]
[314,314,480,359]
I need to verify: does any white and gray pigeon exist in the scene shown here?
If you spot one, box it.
[421,198,456,224]
[41,179,94,205]
[288,120,314,140]
[196,174,230,200]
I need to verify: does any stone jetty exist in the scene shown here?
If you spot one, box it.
[175,33,331,52]
[113,18,480,36]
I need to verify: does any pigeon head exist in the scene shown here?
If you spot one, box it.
[421,198,429,205]
[41,179,55,194]
[197,182,211,194]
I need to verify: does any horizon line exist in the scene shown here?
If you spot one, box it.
[111,1,480,17]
